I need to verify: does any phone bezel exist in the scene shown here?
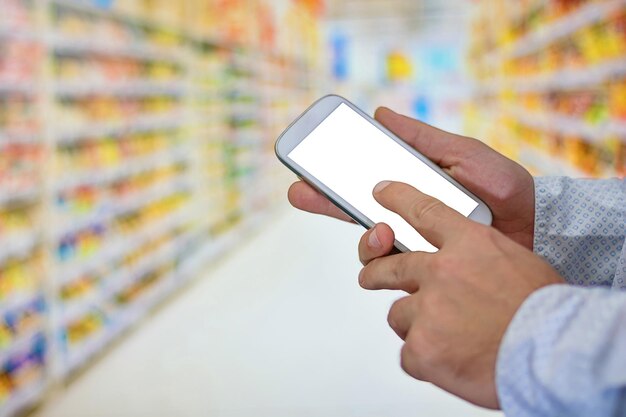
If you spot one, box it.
[275,94,493,252]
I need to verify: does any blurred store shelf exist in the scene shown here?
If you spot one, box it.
[476,58,626,93]
[482,0,626,68]
[507,105,626,144]
[1,0,319,415]
[55,114,184,144]
[54,80,187,98]
[468,0,626,177]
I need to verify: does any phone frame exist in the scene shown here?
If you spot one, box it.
[275,94,492,252]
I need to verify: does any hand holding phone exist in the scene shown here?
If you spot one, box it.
[275,95,493,253]
[276,96,559,412]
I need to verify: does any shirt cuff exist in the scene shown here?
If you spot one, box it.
[495,284,567,417]
[532,176,564,259]
[495,284,624,417]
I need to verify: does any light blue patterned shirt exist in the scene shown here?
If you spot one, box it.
[496,177,626,417]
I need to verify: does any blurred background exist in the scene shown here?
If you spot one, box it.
[0,0,624,416]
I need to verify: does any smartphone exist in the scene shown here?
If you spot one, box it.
[275,95,492,253]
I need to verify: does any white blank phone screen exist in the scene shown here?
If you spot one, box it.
[288,103,479,252]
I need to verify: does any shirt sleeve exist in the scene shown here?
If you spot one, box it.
[496,284,626,417]
[533,177,626,287]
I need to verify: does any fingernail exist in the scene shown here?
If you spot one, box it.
[358,269,365,286]
[368,227,382,248]
[374,181,392,194]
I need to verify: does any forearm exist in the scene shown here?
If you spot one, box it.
[497,285,626,417]
[533,177,626,287]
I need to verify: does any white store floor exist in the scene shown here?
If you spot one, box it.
[35,207,503,417]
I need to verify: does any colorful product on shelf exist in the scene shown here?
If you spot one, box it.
[55,56,182,85]
[0,256,42,304]
[114,192,190,235]
[56,191,190,263]
[63,309,106,347]
[0,205,37,237]
[60,272,100,302]
[0,290,46,410]
[53,6,185,60]
[0,142,43,195]
[55,96,180,131]
[56,130,180,172]
[0,40,42,86]
[0,297,46,350]
[1,0,36,30]
[57,225,106,263]
[0,96,40,135]
[114,262,176,307]
[0,375,9,407]
[0,334,46,406]
[55,161,187,220]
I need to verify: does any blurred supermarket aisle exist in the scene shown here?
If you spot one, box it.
[2,0,626,415]
[33,207,501,417]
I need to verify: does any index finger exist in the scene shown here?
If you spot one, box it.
[373,181,470,248]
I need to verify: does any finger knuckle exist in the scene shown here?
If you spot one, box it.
[407,327,442,370]
[428,253,447,272]
[409,199,444,228]
[404,331,423,358]
[400,335,432,381]
[411,198,442,218]
[387,309,399,332]
[474,224,495,239]
[421,289,444,315]
[465,137,492,155]
[395,254,413,281]
[388,297,407,323]
[400,343,424,380]
[462,224,501,251]
[434,253,460,277]
[489,170,532,203]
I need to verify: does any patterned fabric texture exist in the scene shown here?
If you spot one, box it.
[533,177,625,288]
[496,177,626,417]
